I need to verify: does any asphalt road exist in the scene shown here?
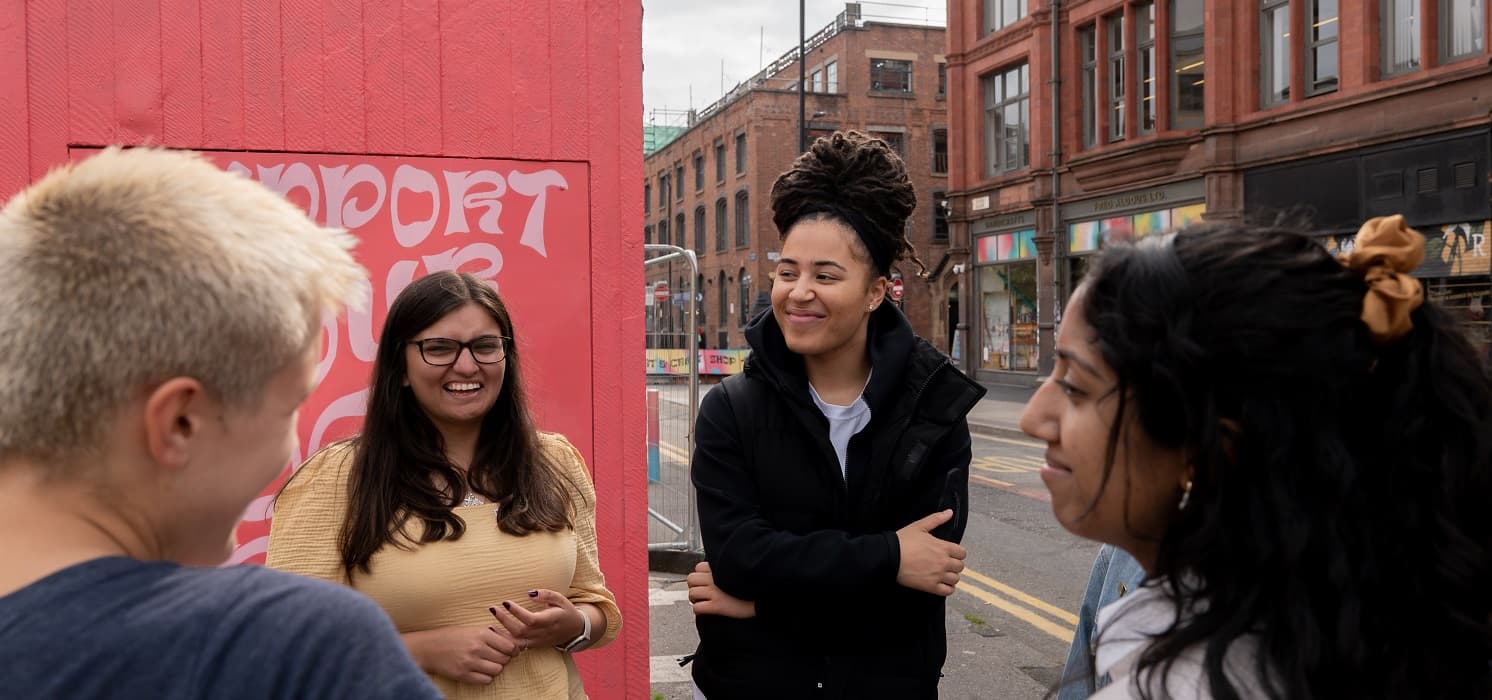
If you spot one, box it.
[645,388,1100,699]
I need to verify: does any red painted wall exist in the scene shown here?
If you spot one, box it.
[0,2,646,697]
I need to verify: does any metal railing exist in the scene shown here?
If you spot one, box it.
[643,245,702,558]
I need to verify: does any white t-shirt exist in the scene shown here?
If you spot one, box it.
[1093,582,1270,699]
[808,377,873,479]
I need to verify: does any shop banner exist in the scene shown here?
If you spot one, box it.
[646,349,751,375]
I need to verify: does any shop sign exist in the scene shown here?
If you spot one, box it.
[1068,203,1206,254]
[972,210,1035,233]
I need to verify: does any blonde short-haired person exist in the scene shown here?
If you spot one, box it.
[0,148,442,699]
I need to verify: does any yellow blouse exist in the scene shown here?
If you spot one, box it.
[266,433,621,700]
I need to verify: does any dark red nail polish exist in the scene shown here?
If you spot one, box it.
[527,590,539,598]
[502,601,511,610]
[489,606,498,617]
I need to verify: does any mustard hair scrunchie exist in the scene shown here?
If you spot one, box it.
[1340,214,1426,344]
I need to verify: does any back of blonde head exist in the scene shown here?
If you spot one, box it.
[0,147,366,470]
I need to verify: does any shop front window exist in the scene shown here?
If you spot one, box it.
[978,262,1039,371]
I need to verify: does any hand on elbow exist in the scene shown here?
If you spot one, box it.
[687,561,757,618]
[894,509,967,597]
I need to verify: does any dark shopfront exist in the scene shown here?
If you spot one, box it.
[1245,128,1492,359]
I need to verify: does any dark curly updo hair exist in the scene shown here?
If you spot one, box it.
[769,130,925,278]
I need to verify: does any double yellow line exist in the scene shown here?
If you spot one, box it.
[956,567,1077,642]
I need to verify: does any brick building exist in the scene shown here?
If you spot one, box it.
[947,0,1492,385]
[644,4,952,352]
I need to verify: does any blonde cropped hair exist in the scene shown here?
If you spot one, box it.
[0,147,366,468]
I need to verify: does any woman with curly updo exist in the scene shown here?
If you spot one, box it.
[683,131,987,699]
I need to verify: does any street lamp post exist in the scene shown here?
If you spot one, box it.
[798,0,806,153]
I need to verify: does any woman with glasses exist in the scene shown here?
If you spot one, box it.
[268,271,620,699]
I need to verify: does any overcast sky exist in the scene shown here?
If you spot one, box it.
[641,0,946,125]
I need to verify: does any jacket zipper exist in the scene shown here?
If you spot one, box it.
[910,361,949,409]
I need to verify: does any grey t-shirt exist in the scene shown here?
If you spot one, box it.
[808,380,873,478]
[0,556,442,699]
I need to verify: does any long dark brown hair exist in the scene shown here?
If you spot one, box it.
[1074,224,1492,698]
[338,271,574,579]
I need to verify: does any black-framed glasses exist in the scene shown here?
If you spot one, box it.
[407,335,510,366]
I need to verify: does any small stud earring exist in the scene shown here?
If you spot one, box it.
[1177,480,1193,511]
[868,304,876,311]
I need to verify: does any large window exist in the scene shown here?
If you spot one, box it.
[644,182,651,214]
[734,191,749,248]
[674,165,684,201]
[873,131,906,158]
[1383,0,1421,76]
[826,59,839,92]
[715,142,726,183]
[984,0,1027,35]
[1080,26,1098,148]
[870,59,914,92]
[1441,0,1486,63]
[693,206,706,254]
[738,268,751,326]
[694,152,704,191]
[675,213,685,249]
[695,272,706,339]
[978,262,1039,371]
[812,69,824,93]
[715,198,728,252]
[1170,0,1205,129]
[735,133,747,174]
[717,271,728,336]
[983,63,1030,176]
[932,128,949,174]
[1261,0,1291,106]
[658,219,669,247]
[1138,3,1157,133]
[1107,14,1126,141]
[1308,0,1339,95]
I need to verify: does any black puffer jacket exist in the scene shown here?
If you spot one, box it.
[690,304,986,700]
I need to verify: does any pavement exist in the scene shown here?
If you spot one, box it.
[646,378,1049,699]
[964,382,1038,441]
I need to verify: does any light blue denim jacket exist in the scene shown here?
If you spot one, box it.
[1056,545,1148,699]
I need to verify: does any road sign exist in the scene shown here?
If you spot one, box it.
[653,281,670,302]
[890,277,904,301]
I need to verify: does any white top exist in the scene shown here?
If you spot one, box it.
[808,376,872,479]
[1092,581,1271,699]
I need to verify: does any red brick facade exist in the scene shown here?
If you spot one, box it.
[948,0,1492,384]
[644,16,951,351]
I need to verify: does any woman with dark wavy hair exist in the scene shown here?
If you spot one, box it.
[1021,216,1492,699]
[268,271,620,699]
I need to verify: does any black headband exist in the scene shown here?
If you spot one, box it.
[798,204,893,277]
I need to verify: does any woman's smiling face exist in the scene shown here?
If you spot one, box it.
[1018,287,1189,568]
